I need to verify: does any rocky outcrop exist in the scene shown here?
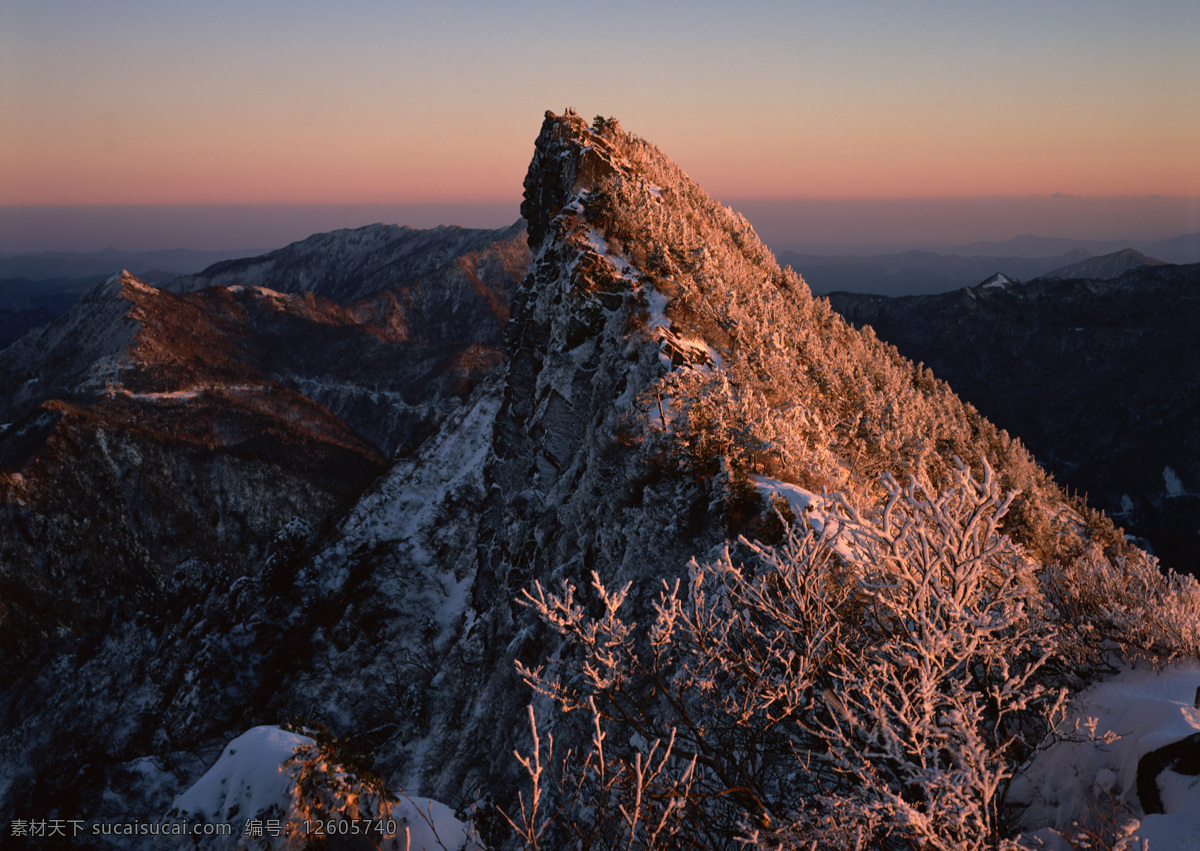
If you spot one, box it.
[257,112,730,808]
[1137,732,1200,814]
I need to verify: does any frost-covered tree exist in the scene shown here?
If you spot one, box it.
[511,461,1067,849]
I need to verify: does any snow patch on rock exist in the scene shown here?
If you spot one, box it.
[1165,466,1186,498]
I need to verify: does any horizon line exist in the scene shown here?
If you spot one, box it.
[5,193,1200,209]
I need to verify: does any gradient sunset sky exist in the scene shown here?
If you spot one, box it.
[1,0,1197,251]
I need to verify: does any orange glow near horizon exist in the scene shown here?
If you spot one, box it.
[4,81,1196,206]
[0,116,522,206]
[1,2,1196,227]
[5,114,1197,207]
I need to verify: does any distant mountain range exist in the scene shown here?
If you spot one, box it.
[781,232,1199,296]
[5,231,1198,323]
[1041,247,1165,280]
[936,231,1200,262]
[0,246,269,281]
[0,222,526,672]
[0,247,271,339]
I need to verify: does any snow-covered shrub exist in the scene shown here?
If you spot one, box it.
[1044,541,1200,662]
[513,460,1064,849]
[501,703,701,851]
[806,461,1062,850]
[281,719,398,831]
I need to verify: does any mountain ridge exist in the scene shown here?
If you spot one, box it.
[0,246,270,281]
[779,246,1096,295]
[0,220,528,680]
[1039,247,1165,280]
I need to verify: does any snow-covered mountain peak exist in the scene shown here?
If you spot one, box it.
[262,110,1175,830]
[979,271,1017,289]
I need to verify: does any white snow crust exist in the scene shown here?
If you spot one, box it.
[1164,466,1186,498]
[748,474,858,561]
[981,273,1015,290]
[1013,660,1200,849]
[172,726,312,825]
[748,474,820,518]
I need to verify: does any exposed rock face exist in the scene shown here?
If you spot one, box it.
[1137,732,1200,814]
[828,263,1200,573]
[254,112,733,808]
